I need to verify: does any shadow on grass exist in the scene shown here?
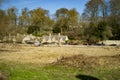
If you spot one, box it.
[76,74,99,80]
[0,49,18,53]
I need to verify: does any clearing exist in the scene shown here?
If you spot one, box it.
[0,44,120,80]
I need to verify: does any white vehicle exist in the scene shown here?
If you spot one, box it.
[34,40,40,46]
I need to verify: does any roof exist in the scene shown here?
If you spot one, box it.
[42,35,68,43]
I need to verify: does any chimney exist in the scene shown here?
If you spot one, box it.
[49,33,51,37]
[58,33,61,37]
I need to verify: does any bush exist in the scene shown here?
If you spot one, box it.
[53,26,61,33]
[27,26,40,34]
[67,40,83,45]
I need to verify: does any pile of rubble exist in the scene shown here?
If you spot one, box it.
[53,54,120,69]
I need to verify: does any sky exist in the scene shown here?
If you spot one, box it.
[1,0,89,15]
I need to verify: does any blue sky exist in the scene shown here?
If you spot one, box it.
[1,0,88,15]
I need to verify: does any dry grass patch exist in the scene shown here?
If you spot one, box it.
[53,54,120,69]
[0,44,120,64]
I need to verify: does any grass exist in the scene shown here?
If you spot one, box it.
[0,61,80,80]
[0,61,120,80]
[0,44,120,80]
[0,45,120,64]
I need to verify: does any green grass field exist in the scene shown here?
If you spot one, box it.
[0,45,120,80]
[0,61,120,80]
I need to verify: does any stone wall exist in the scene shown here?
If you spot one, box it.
[102,40,120,46]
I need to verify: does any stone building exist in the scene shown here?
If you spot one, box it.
[41,33,69,45]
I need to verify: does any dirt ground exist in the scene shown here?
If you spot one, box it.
[0,44,120,65]
[54,54,120,69]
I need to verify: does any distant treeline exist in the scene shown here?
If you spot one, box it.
[0,0,120,44]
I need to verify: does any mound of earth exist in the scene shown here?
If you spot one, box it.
[53,54,120,69]
[0,71,8,80]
